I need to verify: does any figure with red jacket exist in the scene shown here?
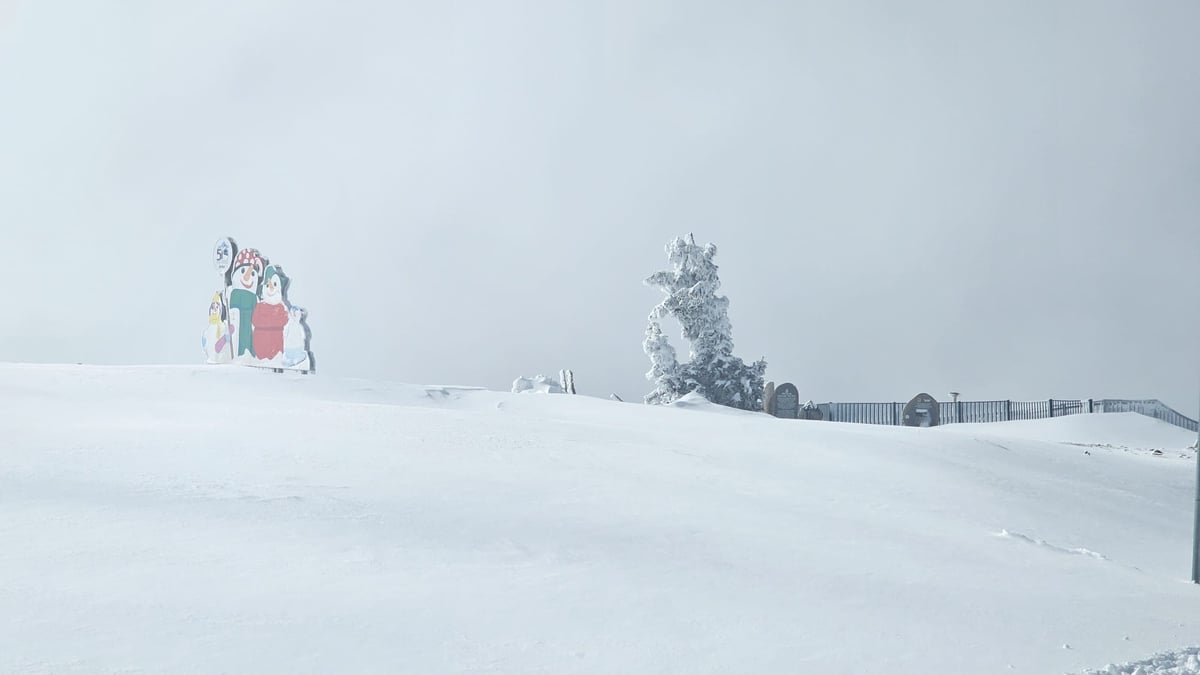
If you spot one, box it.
[252,265,289,360]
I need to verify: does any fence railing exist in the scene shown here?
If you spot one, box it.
[1095,399,1199,432]
[815,398,1198,432]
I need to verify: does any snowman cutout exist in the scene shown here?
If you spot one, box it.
[251,266,290,362]
[228,248,265,360]
[281,305,312,370]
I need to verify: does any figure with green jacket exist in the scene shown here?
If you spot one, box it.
[228,248,265,358]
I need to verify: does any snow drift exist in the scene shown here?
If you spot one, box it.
[3,364,1199,674]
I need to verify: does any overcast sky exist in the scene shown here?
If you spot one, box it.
[1,0,1198,413]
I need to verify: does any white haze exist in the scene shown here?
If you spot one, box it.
[0,1,1198,411]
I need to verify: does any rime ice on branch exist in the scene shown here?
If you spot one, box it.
[643,234,765,410]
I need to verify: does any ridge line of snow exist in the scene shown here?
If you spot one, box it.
[995,529,1110,561]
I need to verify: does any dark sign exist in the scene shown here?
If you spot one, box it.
[773,382,800,419]
[902,393,940,427]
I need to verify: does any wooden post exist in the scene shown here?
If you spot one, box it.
[1006,400,1012,421]
[1049,399,1055,418]
[1088,398,1094,413]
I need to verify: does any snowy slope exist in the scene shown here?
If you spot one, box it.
[3,364,1199,674]
[944,412,1197,455]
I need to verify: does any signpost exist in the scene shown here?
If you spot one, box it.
[1193,388,1200,583]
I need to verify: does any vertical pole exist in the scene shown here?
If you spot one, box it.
[1049,399,1054,418]
[1006,400,1012,421]
[1088,398,1094,414]
[1192,381,1200,582]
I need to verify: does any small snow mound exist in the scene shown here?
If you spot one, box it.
[512,374,566,394]
[666,391,753,416]
[1076,646,1200,674]
[668,391,714,409]
[657,389,758,415]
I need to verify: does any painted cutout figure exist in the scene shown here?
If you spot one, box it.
[282,306,310,369]
[252,266,289,361]
[201,292,230,363]
[205,237,315,373]
[228,248,264,358]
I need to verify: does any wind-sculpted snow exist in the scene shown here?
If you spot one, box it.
[1077,647,1200,674]
[996,529,1111,562]
[3,364,1199,674]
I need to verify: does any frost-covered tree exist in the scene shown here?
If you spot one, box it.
[643,321,683,405]
[643,234,767,410]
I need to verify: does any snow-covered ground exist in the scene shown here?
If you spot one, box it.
[3,364,1199,674]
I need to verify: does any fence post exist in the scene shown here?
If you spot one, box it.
[1006,400,1012,421]
[1088,398,1094,413]
[956,400,963,424]
[1049,399,1054,418]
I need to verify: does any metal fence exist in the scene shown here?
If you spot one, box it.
[1095,399,1199,432]
[815,398,1198,432]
